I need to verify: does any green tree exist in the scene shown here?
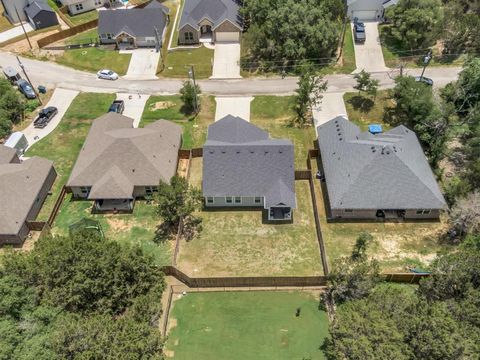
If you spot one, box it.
[351,232,373,261]
[179,80,201,114]
[385,0,444,50]
[442,0,480,55]
[0,79,24,139]
[242,0,344,71]
[292,68,327,127]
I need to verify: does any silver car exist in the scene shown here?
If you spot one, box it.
[97,69,119,80]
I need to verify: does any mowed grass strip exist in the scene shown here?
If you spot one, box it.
[166,291,329,360]
[26,92,116,220]
[177,96,322,277]
[162,46,214,79]
[140,95,215,148]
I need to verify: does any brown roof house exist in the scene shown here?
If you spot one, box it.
[0,145,56,245]
[66,113,182,212]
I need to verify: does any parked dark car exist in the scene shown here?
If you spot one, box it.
[353,18,366,44]
[415,76,433,86]
[17,79,36,99]
[34,106,58,128]
[108,100,125,114]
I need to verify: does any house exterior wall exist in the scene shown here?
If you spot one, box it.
[214,20,240,33]
[178,24,199,45]
[204,196,265,208]
[1,0,29,23]
[330,208,441,220]
[199,19,212,27]
[65,0,101,15]
[347,0,385,20]
[28,11,59,29]
[136,36,157,47]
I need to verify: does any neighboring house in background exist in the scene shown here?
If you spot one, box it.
[202,115,296,222]
[24,0,58,29]
[178,0,242,45]
[0,145,56,245]
[66,113,182,212]
[347,0,399,21]
[59,0,107,16]
[98,0,169,49]
[317,116,446,220]
[1,0,57,27]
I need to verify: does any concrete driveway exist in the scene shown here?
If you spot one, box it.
[312,92,347,131]
[211,42,241,79]
[352,22,388,73]
[0,23,34,43]
[123,49,160,80]
[115,93,149,127]
[215,96,253,121]
[23,88,79,148]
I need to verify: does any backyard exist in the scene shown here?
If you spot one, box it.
[55,28,132,75]
[140,95,215,148]
[0,3,13,32]
[47,0,98,27]
[25,92,116,220]
[176,96,322,277]
[166,291,329,360]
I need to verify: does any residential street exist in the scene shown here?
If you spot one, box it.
[0,51,461,95]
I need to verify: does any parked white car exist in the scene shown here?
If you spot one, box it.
[97,69,119,80]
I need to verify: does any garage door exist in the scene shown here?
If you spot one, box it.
[215,32,240,42]
[352,10,378,20]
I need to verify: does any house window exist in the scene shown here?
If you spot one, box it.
[207,197,214,204]
[107,33,112,40]
[184,32,194,41]
[254,197,262,204]
[94,0,102,5]
[75,3,83,11]
[145,186,156,195]
[344,209,353,213]
[225,196,232,204]
[80,186,89,194]
[234,197,241,204]
[416,209,431,215]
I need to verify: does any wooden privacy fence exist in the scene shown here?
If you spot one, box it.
[27,221,47,231]
[178,147,203,159]
[38,19,98,48]
[295,170,311,180]
[162,266,328,287]
[383,273,430,284]
[47,186,68,227]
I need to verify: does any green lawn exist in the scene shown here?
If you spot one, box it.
[56,47,131,75]
[159,0,180,73]
[52,198,171,266]
[169,0,184,48]
[343,90,393,132]
[26,92,115,220]
[162,46,214,79]
[339,25,356,73]
[177,96,322,277]
[0,3,13,32]
[140,95,215,148]
[47,0,98,27]
[65,28,98,45]
[166,291,329,360]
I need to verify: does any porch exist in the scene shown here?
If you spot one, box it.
[268,206,292,221]
[94,198,135,213]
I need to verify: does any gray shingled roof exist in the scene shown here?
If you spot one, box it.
[317,116,446,210]
[67,113,182,200]
[179,0,242,31]
[0,146,54,235]
[0,145,17,164]
[24,0,55,18]
[98,1,169,38]
[203,116,296,209]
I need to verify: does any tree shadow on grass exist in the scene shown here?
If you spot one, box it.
[347,95,374,113]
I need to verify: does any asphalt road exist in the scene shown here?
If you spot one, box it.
[0,51,462,95]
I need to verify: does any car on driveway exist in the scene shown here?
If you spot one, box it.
[34,106,58,128]
[108,100,125,114]
[415,76,433,86]
[97,69,119,80]
[17,79,36,99]
[353,18,366,44]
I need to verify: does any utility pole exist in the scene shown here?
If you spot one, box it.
[14,6,32,50]
[188,65,198,114]
[16,56,42,105]
[419,49,432,80]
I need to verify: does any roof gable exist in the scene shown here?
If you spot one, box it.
[179,0,242,31]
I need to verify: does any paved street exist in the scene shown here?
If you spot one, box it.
[215,96,253,121]
[0,51,461,95]
[23,88,79,148]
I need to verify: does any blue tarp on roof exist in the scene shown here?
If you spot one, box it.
[368,124,383,134]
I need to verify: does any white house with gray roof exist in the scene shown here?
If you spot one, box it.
[317,116,446,220]
[203,115,296,221]
[98,1,169,48]
[178,0,242,44]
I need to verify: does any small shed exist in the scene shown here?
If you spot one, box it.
[3,66,21,84]
[24,0,58,30]
[4,132,29,155]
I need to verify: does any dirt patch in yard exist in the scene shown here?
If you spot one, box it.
[2,29,59,52]
[151,101,176,111]
[106,217,131,232]
[177,158,189,178]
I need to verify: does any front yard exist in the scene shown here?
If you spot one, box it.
[343,90,393,131]
[166,291,329,360]
[140,95,215,148]
[162,46,214,79]
[25,92,116,220]
[177,96,322,277]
